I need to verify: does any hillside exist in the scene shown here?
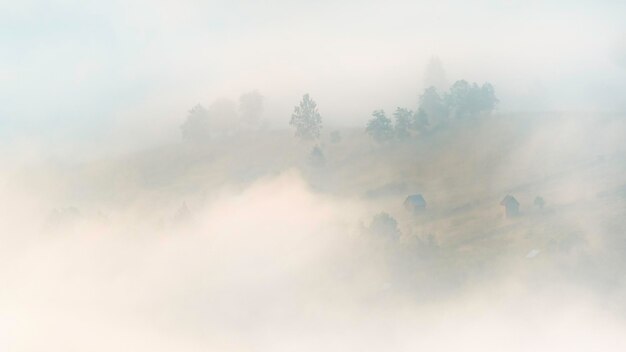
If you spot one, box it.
[7,112,626,297]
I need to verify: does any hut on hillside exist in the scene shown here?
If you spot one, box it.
[500,195,519,218]
[404,194,427,214]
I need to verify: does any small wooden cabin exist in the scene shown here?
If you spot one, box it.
[500,195,519,217]
[404,194,427,213]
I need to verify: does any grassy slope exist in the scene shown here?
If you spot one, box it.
[17,112,626,294]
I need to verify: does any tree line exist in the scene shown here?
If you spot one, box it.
[365,80,498,143]
[288,80,498,145]
[179,80,498,146]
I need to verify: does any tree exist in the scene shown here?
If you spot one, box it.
[181,98,241,142]
[368,212,401,241]
[393,107,413,139]
[418,86,448,127]
[308,146,326,167]
[423,56,447,92]
[411,108,429,132]
[181,104,210,142]
[444,80,471,118]
[366,110,394,143]
[290,94,322,141]
[534,196,545,209]
[478,82,498,112]
[239,90,264,127]
[444,80,498,118]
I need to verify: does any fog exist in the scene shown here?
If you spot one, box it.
[2,0,626,149]
[2,1,626,351]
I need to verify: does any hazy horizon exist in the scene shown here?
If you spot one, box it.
[2,0,626,154]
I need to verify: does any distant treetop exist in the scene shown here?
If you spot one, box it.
[366,110,394,143]
[423,56,447,92]
[444,80,498,119]
[365,79,498,142]
[290,94,322,141]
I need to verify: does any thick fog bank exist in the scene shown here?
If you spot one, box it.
[2,162,626,351]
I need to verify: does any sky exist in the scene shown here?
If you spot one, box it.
[1,0,625,151]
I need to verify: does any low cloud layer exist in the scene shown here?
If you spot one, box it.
[2,2,626,350]
[2,162,626,351]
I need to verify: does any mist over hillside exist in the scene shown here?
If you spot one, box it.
[2,1,626,351]
[4,107,626,350]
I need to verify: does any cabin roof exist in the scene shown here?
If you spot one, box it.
[405,194,426,205]
[500,195,519,206]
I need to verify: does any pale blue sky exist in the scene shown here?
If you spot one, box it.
[1,0,625,150]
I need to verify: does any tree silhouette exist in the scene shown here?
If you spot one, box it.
[444,80,498,118]
[419,86,448,127]
[368,212,401,240]
[393,107,413,139]
[180,104,210,142]
[290,94,322,141]
[366,110,394,143]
